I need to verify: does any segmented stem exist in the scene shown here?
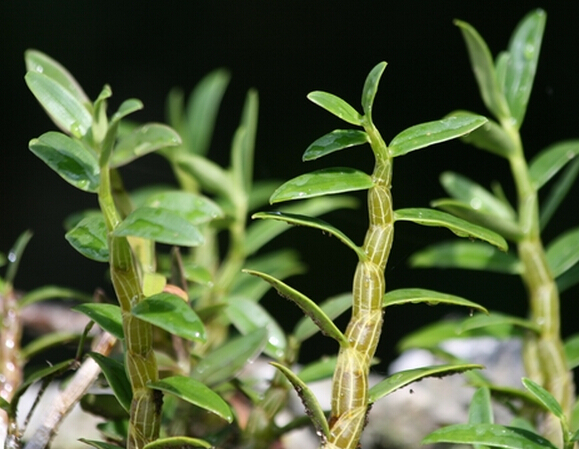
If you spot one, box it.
[99,168,161,449]
[326,123,392,449]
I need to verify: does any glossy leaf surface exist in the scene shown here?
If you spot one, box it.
[522,377,565,421]
[410,241,521,274]
[394,208,508,251]
[389,114,487,157]
[529,140,579,189]
[368,364,483,403]
[142,190,223,225]
[73,303,124,340]
[65,215,109,262]
[459,312,540,334]
[270,167,373,204]
[302,129,369,161]
[454,20,510,121]
[361,61,387,117]
[383,288,488,314]
[540,157,579,230]
[307,91,362,125]
[423,423,556,448]
[564,334,579,370]
[88,352,132,413]
[113,207,203,247]
[252,211,365,261]
[131,293,206,343]
[294,293,351,343]
[545,227,579,278]
[243,269,348,347]
[469,387,494,429]
[148,375,233,422]
[455,113,515,157]
[29,132,100,192]
[111,124,181,168]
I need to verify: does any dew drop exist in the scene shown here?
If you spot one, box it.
[7,251,16,263]
[469,197,482,210]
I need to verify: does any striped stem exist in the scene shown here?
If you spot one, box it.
[326,123,392,449]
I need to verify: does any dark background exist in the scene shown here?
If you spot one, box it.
[2,1,578,367]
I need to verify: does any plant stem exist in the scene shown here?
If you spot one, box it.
[504,122,575,444]
[326,121,392,449]
[99,168,161,449]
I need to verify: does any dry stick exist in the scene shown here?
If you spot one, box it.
[23,331,117,449]
[326,123,392,449]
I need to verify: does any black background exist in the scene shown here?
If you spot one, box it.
[2,1,578,367]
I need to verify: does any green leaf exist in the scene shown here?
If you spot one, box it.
[112,98,144,123]
[293,293,351,343]
[410,240,521,274]
[143,190,223,225]
[459,311,540,334]
[522,377,565,421]
[394,208,508,251]
[383,288,488,314]
[423,423,557,448]
[469,387,494,424]
[307,91,362,126]
[0,396,9,413]
[243,269,348,347]
[454,112,515,158]
[298,356,337,383]
[113,207,203,247]
[270,362,330,439]
[540,157,579,231]
[368,364,483,403]
[19,285,92,308]
[502,9,546,128]
[182,262,214,287]
[231,89,258,195]
[144,437,212,449]
[25,71,92,138]
[110,124,181,168]
[148,375,233,422]
[91,85,112,144]
[73,303,124,340]
[529,140,579,190]
[389,114,488,157]
[29,132,100,192]
[302,129,369,161]
[21,332,79,361]
[270,168,373,204]
[225,297,287,360]
[79,439,123,449]
[65,214,109,262]
[88,353,132,413]
[131,293,206,343]
[545,227,579,278]
[4,230,33,286]
[454,19,511,121]
[361,62,387,118]
[251,211,366,261]
[564,334,579,370]
[191,329,268,386]
[556,261,579,294]
[25,50,90,108]
[175,153,234,198]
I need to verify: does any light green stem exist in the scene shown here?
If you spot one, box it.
[99,168,161,449]
[326,122,392,449]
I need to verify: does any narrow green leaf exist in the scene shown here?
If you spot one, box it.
[252,211,366,261]
[540,157,579,231]
[454,19,511,121]
[25,71,92,138]
[243,270,348,347]
[110,123,181,168]
[556,262,579,294]
[270,362,330,439]
[25,50,90,108]
[454,112,515,157]
[112,98,144,123]
[19,285,92,308]
[183,262,214,287]
[502,9,546,128]
[21,332,79,361]
[191,329,268,386]
[389,114,488,157]
[302,129,369,161]
[91,85,112,144]
[423,423,557,448]
[113,207,203,247]
[459,312,540,334]
[29,132,100,192]
[143,190,223,225]
[394,208,508,251]
[564,334,579,370]
[186,68,230,156]
[270,167,373,204]
[131,293,206,343]
[231,89,258,194]
[225,297,287,360]
[368,364,483,403]
[0,397,9,413]
[294,293,351,343]
[175,153,234,198]
[469,387,494,424]
[144,437,212,449]
[298,356,337,383]
[73,303,124,340]
[522,377,565,421]
[148,375,233,422]
[88,353,132,413]
[79,439,123,449]
[383,288,488,314]
[307,91,362,126]
[5,230,33,286]
[361,61,387,118]
[545,227,579,278]
[65,214,109,262]
[529,140,579,189]
[410,240,521,274]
